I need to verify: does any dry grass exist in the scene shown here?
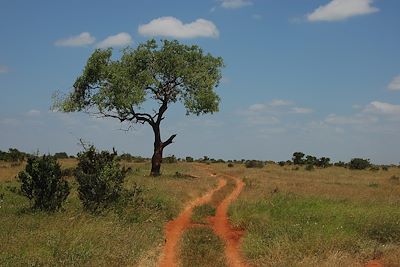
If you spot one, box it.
[0,162,217,266]
[214,163,400,267]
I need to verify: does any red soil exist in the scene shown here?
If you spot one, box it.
[158,178,227,267]
[210,173,248,267]
[365,260,384,267]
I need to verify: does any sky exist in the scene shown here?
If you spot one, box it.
[0,0,399,164]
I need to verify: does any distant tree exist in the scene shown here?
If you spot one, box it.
[317,157,330,168]
[185,156,194,162]
[54,152,69,159]
[53,39,224,176]
[305,155,317,166]
[349,158,371,170]
[292,152,305,165]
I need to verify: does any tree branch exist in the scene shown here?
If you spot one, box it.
[162,134,177,148]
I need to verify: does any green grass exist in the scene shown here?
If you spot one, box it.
[229,192,400,266]
[180,227,227,267]
[191,203,216,224]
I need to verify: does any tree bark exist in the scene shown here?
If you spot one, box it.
[150,125,176,176]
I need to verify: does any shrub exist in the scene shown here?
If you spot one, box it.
[53,152,69,159]
[245,160,264,168]
[334,161,346,167]
[164,155,177,163]
[18,155,70,211]
[381,166,389,171]
[186,156,194,162]
[278,161,285,167]
[370,166,380,171]
[75,146,126,212]
[305,164,314,171]
[227,163,234,167]
[349,158,371,170]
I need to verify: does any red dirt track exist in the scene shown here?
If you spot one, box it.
[158,168,248,267]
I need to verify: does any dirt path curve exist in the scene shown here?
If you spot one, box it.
[158,177,227,267]
[210,173,248,267]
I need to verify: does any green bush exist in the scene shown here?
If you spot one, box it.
[245,160,264,168]
[349,158,371,170]
[227,163,234,167]
[75,146,126,212]
[185,156,194,162]
[18,155,70,211]
[164,155,177,163]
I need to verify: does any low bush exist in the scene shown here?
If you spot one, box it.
[185,156,194,162]
[75,146,126,212]
[18,155,70,211]
[305,164,314,171]
[245,160,264,168]
[164,155,177,163]
[227,163,234,168]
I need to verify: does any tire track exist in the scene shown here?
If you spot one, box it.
[158,178,226,267]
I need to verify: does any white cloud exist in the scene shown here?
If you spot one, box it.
[364,101,400,116]
[270,99,292,107]
[220,0,253,9]
[388,75,400,91]
[0,65,9,73]
[138,17,219,39]
[54,32,96,47]
[307,0,379,22]
[96,32,133,48]
[26,109,41,117]
[292,107,313,114]
[325,113,377,125]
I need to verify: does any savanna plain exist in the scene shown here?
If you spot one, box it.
[1,158,400,267]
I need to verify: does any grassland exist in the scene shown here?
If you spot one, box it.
[0,159,217,266]
[1,160,400,266]
[221,164,400,266]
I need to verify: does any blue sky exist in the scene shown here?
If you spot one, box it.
[0,0,399,163]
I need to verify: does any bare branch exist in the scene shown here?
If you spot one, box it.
[162,134,177,148]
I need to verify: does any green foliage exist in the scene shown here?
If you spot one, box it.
[17,155,70,211]
[53,152,69,159]
[334,161,347,167]
[245,160,264,168]
[192,204,216,224]
[54,39,224,117]
[0,148,27,162]
[349,158,371,170]
[278,161,286,167]
[185,156,194,162]
[292,152,305,165]
[75,146,126,212]
[163,155,177,163]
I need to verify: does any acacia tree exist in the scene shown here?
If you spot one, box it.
[54,39,224,176]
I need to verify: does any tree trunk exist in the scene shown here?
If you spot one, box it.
[150,142,163,176]
[150,125,176,176]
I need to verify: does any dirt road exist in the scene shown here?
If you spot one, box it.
[158,168,247,267]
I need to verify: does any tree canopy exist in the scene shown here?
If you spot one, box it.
[55,39,224,123]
